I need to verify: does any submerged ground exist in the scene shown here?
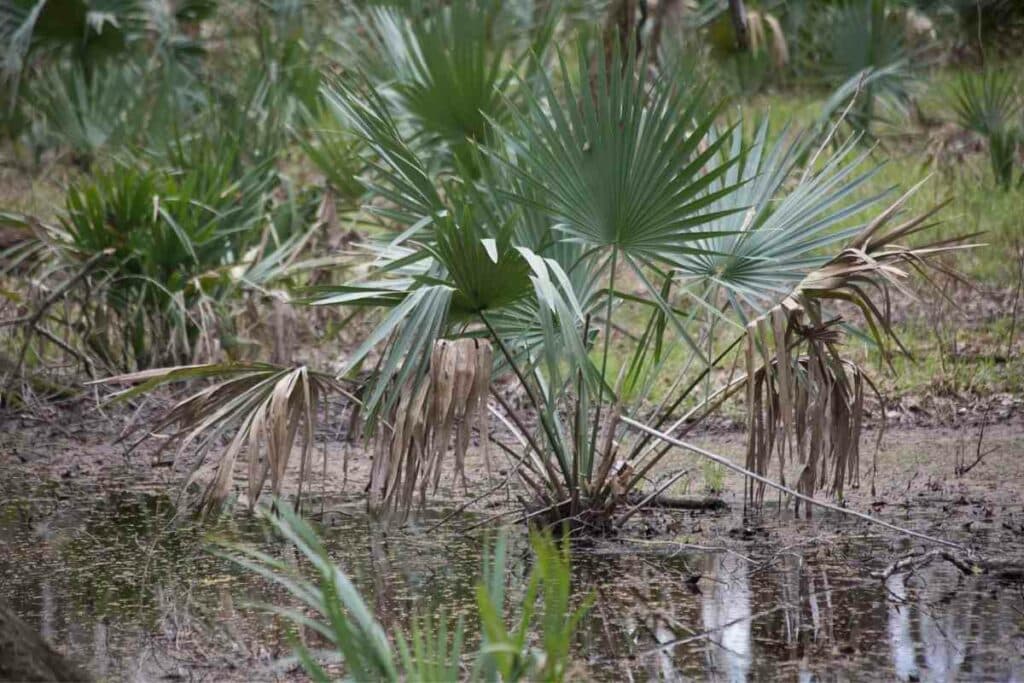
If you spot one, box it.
[2,403,1022,681]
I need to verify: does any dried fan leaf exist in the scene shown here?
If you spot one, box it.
[370,338,493,520]
[743,199,971,512]
[93,364,345,514]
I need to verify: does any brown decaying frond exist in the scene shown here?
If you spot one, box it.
[743,197,971,512]
[369,338,493,520]
[99,365,345,513]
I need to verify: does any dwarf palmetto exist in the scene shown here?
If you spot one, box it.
[335,0,555,174]
[105,37,965,524]
[310,41,957,521]
[949,68,1022,189]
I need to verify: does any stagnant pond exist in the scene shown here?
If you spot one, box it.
[2,478,1023,681]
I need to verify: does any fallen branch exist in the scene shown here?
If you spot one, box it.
[620,415,965,551]
[625,493,729,511]
[872,548,1024,581]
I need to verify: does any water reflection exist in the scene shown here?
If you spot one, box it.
[1,485,1022,681]
[887,573,919,680]
[886,563,1024,682]
[700,553,752,681]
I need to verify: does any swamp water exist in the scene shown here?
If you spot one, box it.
[1,480,1022,682]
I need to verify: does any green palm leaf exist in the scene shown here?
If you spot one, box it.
[674,120,892,314]
[494,47,743,261]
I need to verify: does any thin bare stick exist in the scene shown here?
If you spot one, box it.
[641,603,793,655]
[870,549,976,579]
[423,446,527,534]
[804,71,868,182]
[620,415,965,551]
[956,405,996,476]
[1005,240,1024,360]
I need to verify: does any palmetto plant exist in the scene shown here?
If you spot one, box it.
[798,0,914,140]
[0,0,211,103]
[949,68,1022,189]
[8,133,285,372]
[24,63,143,164]
[321,43,963,521]
[226,502,589,682]
[102,40,964,525]
[337,0,553,173]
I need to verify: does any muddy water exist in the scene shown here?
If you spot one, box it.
[1,481,1022,681]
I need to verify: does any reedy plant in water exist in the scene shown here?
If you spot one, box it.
[225,501,589,682]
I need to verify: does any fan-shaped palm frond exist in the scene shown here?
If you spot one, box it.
[338,0,553,171]
[949,68,1022,188]
[1,0,148,85]
[674,120,891,314]
[798,0,914,139]
[26,62,142,161]
[495,46,740,265]
[313,75,596,425]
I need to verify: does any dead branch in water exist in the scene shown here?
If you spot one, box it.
[620,415,965,551]
[872,548,1024,582]
[955,404,996,476]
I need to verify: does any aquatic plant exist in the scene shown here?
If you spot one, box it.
[226,502,589,682]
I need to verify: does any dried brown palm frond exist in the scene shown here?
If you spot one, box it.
[743,192,972,511]
[744,318,872,508]
[369,338,493,519]
[93,363,349,512]
[747,10,789,69]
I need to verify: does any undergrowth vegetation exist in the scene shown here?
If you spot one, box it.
[228,502,588,682]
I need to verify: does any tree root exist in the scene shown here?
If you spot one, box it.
[871,548,1024,582]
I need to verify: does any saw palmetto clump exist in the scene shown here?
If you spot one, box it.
[94,30,968,528]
